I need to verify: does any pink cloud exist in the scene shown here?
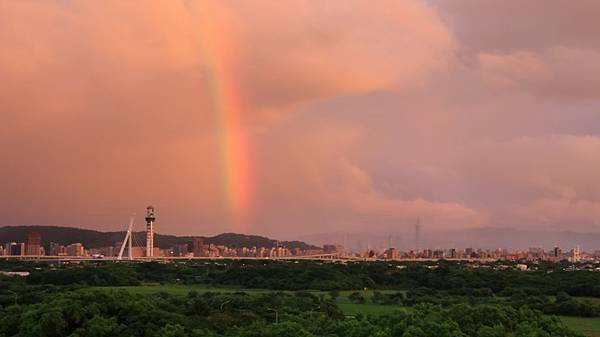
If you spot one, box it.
[478,52,551,88]
[1,0,600,238]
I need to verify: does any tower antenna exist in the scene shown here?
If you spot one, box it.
[415,218,421,252]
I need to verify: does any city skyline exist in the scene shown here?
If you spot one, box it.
[2,1,600,237]
[2,226,597,263]
[2,223,600,255]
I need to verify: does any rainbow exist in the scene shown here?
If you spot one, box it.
[197,6,252,230]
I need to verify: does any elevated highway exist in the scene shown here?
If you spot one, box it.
[0,254,499,263]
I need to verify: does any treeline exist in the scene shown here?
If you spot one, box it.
[345,288,600,317]
[13,260,600,297]
[4,260,599,318]
[0,290,582,337]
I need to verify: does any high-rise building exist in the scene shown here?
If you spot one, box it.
[173,243,189,257]
[6,242,25,256]
[66,243,84,256]
[49,242,62,256]
[387,248,398,259]
[257,247,266,258]
[572,245,581,262]
[130,246,145,258]
[554,246,561,258]
[191,238,205,257]
[145,206,156,257]
[26,232,41,256]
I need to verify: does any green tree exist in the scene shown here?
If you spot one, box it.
[329,290,340,301]
[348,292,365,304]
[69,316,124,337]
[156,324,187,337]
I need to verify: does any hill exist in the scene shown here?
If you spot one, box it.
[0,226,319,250]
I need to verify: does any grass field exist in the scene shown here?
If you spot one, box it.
[90,285,401,301]
[581,297,600,305]
[92,285,409,316]
[560,317,600,337]
[90,285,600,336]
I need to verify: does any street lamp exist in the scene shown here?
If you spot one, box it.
[267,307,279,324]
[6,290,17,306]
[220,299,231,312]
[308,305,320,319]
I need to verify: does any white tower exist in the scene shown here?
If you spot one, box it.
[118,215,135,260]
[145,206,156,257]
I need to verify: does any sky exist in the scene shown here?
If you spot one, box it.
[1,0,600,237]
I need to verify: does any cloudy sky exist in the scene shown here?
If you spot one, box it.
[1,0,600,237]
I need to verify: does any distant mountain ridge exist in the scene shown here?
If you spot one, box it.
[299,227,600,251]
[0,226,319,250]
[433,227,600,251]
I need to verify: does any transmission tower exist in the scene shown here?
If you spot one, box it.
[415,218,421,252]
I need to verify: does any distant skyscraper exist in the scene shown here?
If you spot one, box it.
[572,245,581,262]
[66,243,84,256]
[466,247,474,257]
[554,246,561,258]
[7,242,25,256]
[26,232,41,256]
[145,206,156,257]
[191,238,204,257]
[415,218,421,251]
[49,242,61,256]
[388,248,398,259]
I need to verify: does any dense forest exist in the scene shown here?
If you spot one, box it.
[6,259,600,297]
[0,290,581,337]
[1,260,599,336]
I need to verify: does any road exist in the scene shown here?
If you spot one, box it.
[0,254,499,263]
